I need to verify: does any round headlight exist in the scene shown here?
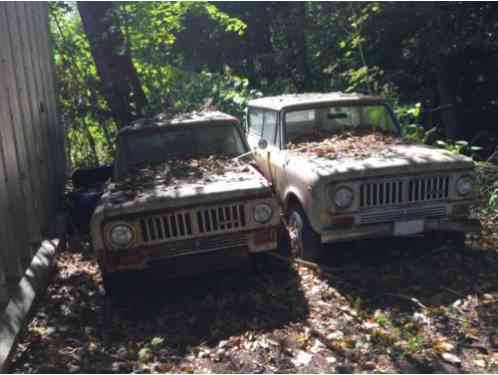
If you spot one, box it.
[109,223,134,247]
[456,176,474,196]
[254,203,273,223]
[334,187,353,209]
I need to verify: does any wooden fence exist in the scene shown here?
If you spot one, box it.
[0,2,65,304]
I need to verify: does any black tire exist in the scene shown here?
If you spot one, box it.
[287,204,324,261]
[277,220,291,256]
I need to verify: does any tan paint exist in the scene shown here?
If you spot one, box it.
[247,93,479,242]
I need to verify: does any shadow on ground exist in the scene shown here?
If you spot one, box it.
[105,258,309,352]
[317,237,498,313]
[9,249,310,372]
[10,235,498,373]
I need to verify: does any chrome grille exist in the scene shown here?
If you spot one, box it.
[360,180,403,208]
[197,203,246,234]
[359,205,447,225]
[140,203,247,244]
[359,175,450,208]
[140,212,193,242]
[149,233,249,258]
[408,175,449,203]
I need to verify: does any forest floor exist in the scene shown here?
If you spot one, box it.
[9,213,498,373]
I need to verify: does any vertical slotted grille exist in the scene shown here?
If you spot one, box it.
[197,203,246,234]
[360,180,403,208]
[359,175,450,208]
[408,175,449,202]
[140,212,193,242]
[139,203,248,243]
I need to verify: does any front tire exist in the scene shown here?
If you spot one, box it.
[287,205,324,261]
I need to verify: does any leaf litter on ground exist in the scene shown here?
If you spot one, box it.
[9,203,498,373]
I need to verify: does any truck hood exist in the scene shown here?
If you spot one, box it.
[97,165,271,219]
[289,144,474,183]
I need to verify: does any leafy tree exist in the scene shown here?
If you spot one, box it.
[78,1,147,128]
[51,1,498,168]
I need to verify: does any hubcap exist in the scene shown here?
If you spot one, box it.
[288,211,304,258]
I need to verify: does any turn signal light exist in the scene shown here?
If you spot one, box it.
[118,254,144,266]
[331,216,354,227]
[452,204,470,217]
[254,228,276,244]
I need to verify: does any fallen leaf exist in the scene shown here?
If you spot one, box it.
[151,337,164,347]
[473,359,486,368]
[434,339,454,353]
[490,334,498,348]
[441,352,461,364]
[138,347,152,363]
[292,350,313,367]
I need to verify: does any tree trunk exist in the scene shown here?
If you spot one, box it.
[77,2,147,128]
[278,3,312,92]
[436,62,461,140]
[82,118,99,166]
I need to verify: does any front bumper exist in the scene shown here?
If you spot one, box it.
[320,218,481,243]
[100,226,278,273]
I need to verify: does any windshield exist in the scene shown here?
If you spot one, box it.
[284,104,399,145]
[117,124,247,176]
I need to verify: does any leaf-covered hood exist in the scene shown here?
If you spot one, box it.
[98,163,271,219]
[288,144,474,184]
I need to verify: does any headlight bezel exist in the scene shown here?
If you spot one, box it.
[106,222,135,249]
[455,175,474,196]
[333,186,354,209]
[253,203,273,224]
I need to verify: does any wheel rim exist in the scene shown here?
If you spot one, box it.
[288,210,304,258]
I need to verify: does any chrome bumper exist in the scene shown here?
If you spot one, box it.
[101,227,278,272]
[321,218,481,243]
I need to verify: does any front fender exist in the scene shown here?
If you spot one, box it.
[90,204,106,257]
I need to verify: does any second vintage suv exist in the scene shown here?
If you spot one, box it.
[246,92,480,259]
[90,111,280,293]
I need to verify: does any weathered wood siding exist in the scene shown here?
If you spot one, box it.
[0,2,65,303]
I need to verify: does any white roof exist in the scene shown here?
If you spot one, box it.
[248,92,385,111]
[119,111,239,135]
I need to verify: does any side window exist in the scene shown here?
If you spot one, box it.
[262,110,277,145]
[248,109,264,137]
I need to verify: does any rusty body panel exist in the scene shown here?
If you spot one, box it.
[246,93,480,245]
[91,112,280,277]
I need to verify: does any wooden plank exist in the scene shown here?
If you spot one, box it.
[31,4,55,222]
[0,257,8,305]
[21,2,50,234]
[0,5,27,279]
[35,3,61,218]
[14,3,46,235]
[41,4,66,206]
[4,3,42,246]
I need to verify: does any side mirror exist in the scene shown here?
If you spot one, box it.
[258,139,268,150]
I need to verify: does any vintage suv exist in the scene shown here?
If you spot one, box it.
[90,111,280,293]
[246,92,480,259]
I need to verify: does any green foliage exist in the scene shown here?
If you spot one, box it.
[434,140,482,156]
[52,1,498,170]
[489,183,498,210]
[51,3,116,168]
[373,312,389,328]
[51,2,248,169]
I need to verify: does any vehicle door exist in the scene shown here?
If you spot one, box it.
[246,109,276,179]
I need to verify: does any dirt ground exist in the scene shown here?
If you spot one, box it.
[9,229,498,373]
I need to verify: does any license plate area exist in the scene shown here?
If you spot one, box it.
[394,220,424,236]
